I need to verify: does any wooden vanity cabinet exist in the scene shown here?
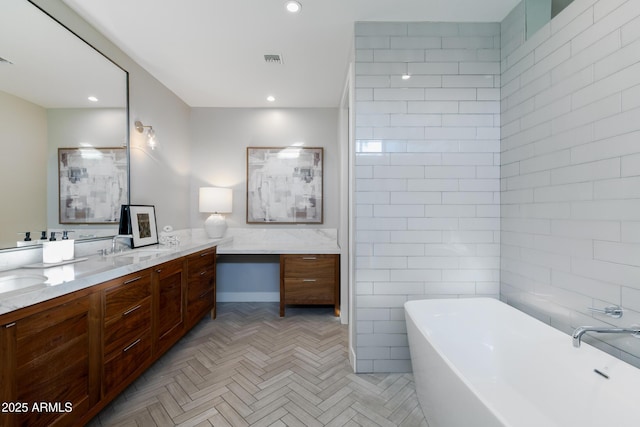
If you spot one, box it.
[102,270,153,397]
[185,248,217,329]
[280,254,339,317]
[0,245,218,426]
[152,258,185,355]
[0,291,101,427]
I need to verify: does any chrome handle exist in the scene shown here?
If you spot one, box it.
[200,251,214,257]
[123,304,141,317]
[123,276,143,285]
[123,338,141,352]
[588,306,623,319]
[303,279,317,282]
[302,257,317,260]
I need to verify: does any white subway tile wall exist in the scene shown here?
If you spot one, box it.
[354,22,501,372]
[501,0,640,367]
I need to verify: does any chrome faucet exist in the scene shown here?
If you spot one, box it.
[572,326,640,347]
[111,234,132,254]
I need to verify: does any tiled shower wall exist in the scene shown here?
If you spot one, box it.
[500,0,640,367]
[354,22,501,372]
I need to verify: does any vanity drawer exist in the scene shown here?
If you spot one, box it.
[103,331,152,394]
[187,248,216,278]
[104,272,151,321]
[103,298,151,359]
[282,254,336,279]
[283,278,335,303]
[187,270,215,301]
[186,288,214,327]
[280,254,339,317]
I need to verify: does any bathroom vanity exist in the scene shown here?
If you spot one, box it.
[0,241,217,427]
[0,228,341,426]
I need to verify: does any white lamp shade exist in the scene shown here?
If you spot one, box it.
[199,187,232,213]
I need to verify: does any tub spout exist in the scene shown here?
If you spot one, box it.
[572,326,640,348]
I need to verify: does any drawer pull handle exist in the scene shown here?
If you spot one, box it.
[124,276,143,285]
[5,322,15,328]
[302,257,317,260]
[156,268,162,273]
[123,304,142,317]
[199,291,209,298]
[123,339,141,353]
[200,271,207,276]
[303,279,317,282]
[200,251,213,257]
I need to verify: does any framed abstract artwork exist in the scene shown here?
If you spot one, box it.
[246,147,323,224]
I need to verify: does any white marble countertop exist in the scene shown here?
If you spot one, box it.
[0,235,224,317]
[0,227,340,317]
[216,228,341,255]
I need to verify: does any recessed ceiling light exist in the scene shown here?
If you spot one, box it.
[285,1,301,13]
[88,96,98,102]
[267,95,275,102]
[401,74,411,80]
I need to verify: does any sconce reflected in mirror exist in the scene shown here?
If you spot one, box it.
[135,120,157,150]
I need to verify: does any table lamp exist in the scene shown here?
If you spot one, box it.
[199,187,232,238]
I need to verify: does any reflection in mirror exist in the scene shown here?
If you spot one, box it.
[0,0,129,250]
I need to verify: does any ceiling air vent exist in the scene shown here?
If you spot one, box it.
[264,54,283,64]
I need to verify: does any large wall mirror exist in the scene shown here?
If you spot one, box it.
[0,0,129,250]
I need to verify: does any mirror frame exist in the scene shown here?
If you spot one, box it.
[0,0,130,253]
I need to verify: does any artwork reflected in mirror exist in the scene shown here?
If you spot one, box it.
[58,148,128,224]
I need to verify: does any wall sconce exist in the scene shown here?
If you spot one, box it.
[135,120,157,150]
[199,187,233,238]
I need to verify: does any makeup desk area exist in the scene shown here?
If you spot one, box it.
[215,228,341,317]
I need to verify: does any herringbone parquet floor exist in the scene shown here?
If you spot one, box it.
[88,302,427,427]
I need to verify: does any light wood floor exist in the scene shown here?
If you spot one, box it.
[88,302,427,426]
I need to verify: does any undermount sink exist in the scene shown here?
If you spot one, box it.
[0,273,48,295]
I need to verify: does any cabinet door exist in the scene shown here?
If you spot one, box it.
[0,294,100,427]
[153,258,185,355]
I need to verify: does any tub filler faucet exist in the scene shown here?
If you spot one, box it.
[572,326,640,348]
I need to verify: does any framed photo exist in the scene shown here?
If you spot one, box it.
[247,147,323,224]
[127,205,158,248]
[58,147,128,224]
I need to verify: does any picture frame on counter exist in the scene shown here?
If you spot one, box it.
[121,204,159,248]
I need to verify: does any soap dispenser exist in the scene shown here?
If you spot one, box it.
[16,232,35,247]
[60,231,75,260]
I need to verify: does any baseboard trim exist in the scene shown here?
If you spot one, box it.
[217,292,279,302]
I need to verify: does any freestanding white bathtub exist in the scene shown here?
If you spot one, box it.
[405,298,640,427]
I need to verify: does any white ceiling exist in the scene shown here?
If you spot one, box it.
[61,0,521,108]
